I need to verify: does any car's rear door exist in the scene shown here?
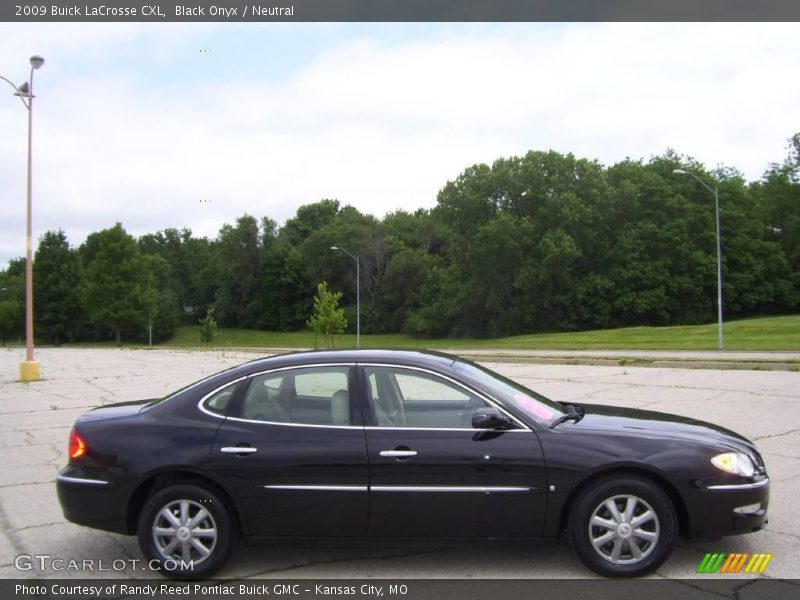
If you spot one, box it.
[359,364,548,538]
[210,364,369,536]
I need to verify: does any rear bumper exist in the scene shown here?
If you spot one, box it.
[56,466,131,534]
[684,478,769,538]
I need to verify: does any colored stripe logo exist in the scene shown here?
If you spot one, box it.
[697,553,773,574]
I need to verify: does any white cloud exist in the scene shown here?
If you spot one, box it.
[1,22,799,266]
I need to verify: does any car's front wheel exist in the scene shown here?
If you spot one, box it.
[569,476,677,577]
[137,483,237,579]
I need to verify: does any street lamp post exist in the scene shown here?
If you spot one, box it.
[2,55,44,381]
[673,169,724,350]
[330,246,360,349]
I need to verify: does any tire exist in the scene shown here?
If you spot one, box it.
[137,483,238,579]
[568,476,677,577]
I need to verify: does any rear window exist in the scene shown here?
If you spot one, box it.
[202,383,238,416]
[240,366,351,426]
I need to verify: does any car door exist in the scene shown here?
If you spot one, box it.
[210,364,369,537]
[360,364,548,538]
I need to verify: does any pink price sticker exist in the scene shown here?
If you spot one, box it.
[513,393,554,420]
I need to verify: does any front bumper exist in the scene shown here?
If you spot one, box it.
[56,466,131,534]
[684,477,769,538]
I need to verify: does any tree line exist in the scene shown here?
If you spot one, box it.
[1,137,798,345]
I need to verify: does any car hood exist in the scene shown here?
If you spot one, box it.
[77,398,155,422]
[566,402,756,452]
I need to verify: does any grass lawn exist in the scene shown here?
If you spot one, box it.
[158,314,800,351]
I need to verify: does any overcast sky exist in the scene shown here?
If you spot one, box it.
[1,22,799,267]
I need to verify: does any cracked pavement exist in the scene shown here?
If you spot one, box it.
[0,347,798,584]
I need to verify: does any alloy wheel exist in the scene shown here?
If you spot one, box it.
[588,494,660,565]
[152,499,218,565]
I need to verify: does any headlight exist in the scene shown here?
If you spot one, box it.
[711,452,755,477]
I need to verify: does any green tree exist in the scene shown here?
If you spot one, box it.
[297,205,387,333]
[279,199,341,247]
[24,138,796,344]
[138,227,218,323]
[213,215,263,327]
[307,282,347,348]
[141,253,182,342]
[374,247,440,333]
[82,223,157,345]
[0,259,25,346]
[752,133,800,304]
[605,155,712,326]
[255,240,311,331]
[429,150,612,335]
[33,229,84,345]
[198,308,219,348]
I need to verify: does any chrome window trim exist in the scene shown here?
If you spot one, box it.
[705,478,769,491]
[222,417,521,432]
[240,363,355,426]
[359,363,530,431]
[225,416,364,430]
[196,375,249,419]
[196,361,530,432]
[245,362,357,379]
[197,364,355,423]
[364,426,529,433]
[56,475,109,486]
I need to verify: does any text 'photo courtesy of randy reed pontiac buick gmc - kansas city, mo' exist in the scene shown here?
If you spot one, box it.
[56,350,769,579]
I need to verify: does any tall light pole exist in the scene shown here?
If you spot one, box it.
[2,55,44,381]
[330,246,360,349]
[673,169,724,350]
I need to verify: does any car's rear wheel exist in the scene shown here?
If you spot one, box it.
[569,476,677,577]
[137,483,237,579]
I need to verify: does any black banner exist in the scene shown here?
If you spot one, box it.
[3,0,800,22]
[3,579,800,600]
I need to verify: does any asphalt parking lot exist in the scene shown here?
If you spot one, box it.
[0,347,798,582]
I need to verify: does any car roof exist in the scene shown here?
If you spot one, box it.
[235,348,459,375]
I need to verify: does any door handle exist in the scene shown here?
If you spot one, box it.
[380,450,418,458]
[221,446,258,455]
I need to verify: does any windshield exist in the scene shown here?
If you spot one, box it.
[451,359,565,425]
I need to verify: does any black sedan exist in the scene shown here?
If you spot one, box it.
[57,350,769,579]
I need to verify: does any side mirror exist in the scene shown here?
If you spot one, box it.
[472,407,513,430]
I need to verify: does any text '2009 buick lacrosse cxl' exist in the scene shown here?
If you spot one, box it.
[57,350,769,579]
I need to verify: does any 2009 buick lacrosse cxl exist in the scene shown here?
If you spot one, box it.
[57,350,769,579]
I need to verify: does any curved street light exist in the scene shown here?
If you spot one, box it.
[2,55,44,381]
[330,246,360,349]
[673,168,723,350]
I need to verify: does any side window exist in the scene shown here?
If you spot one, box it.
[202,382,238,416]
[364,367,487,429]
[241,366,350,426]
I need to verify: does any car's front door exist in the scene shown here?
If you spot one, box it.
[360,365,548,538]
[211,364,369,537]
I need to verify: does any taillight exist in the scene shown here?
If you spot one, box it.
[68,428,87,460]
